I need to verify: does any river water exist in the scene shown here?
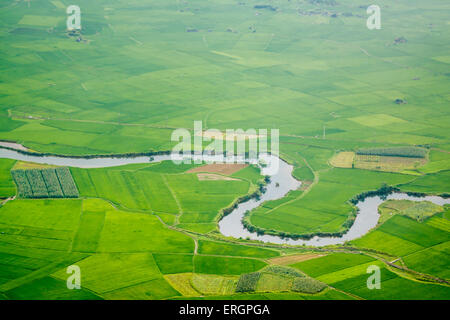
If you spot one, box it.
[1,147,448,247]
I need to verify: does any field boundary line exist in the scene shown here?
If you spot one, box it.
[48,274,105,299]
[161,174,183,224]
[0,254,90,292]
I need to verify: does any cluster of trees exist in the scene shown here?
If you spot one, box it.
[235,272,261,293]
[291,277,327,294]
[356,147,427,158]
[264,265,304,278]
[41,169,64,197]
[12,168,79,198]
[55,168,79,197]
[11,170,32,198]
[349,184,400,205]
[26,170,48,198]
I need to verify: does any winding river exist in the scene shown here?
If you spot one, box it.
[1,146,449,247]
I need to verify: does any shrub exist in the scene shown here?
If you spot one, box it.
[235,272,261,292]
[263,265,304,278]
[291,277,327,294]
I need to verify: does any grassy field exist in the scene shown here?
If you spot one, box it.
[0,0,448,300]
[71,161,255,228]
[0,159,16,198]
[351,213,450,279]
[378,200,444,224]
[248,168,414,236]
[291,252,450,299]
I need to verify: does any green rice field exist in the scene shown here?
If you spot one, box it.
[0,0,448,301]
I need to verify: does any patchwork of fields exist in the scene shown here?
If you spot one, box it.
[0,0,449,300]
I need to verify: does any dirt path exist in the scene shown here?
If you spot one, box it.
[0,196,15,206]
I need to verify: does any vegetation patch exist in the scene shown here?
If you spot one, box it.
[263,265,305,278]
[12,161,59,170]
[291,278,327,294]
[379,200,444,223]
[255,273,294,292]
[187,164,248,175]
[198,240,279,259]
[356,147,427,159]
[164,273,199,297]
[0,159,16,199]
[235,272,261,293]
[330,152,355,168]
[268,254,325,265]
[12,168,78,198]
[354,154,426,173]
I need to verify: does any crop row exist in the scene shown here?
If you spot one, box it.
[55,168,79,197]
[11,170,32,198]
[41,169,64,197]
[356,147,427,158]
[26,170,48,198]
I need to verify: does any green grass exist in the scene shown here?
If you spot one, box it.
[0,199,82,231]
[52,253,163,294]
[71,199,107,252]
[72,164,250,224]
[102,278,181,300]
[402,242,450,279]
[399,170,450,194]
[0,159,16,198]
[95,206,195,254]
[290,253,376,278]
[377,215,449,248]
[378,200,444,223]
[352,214,449,259]
[153,254,193,274]
[194,256,267,275]
[191,274,238,295]
[249,169,414,236]
[351,230,424,256]
[291,277,327,294]
[5,277,101,300]
[255,273,294,292]
[197,240,279,259]
[351,276,450,300]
